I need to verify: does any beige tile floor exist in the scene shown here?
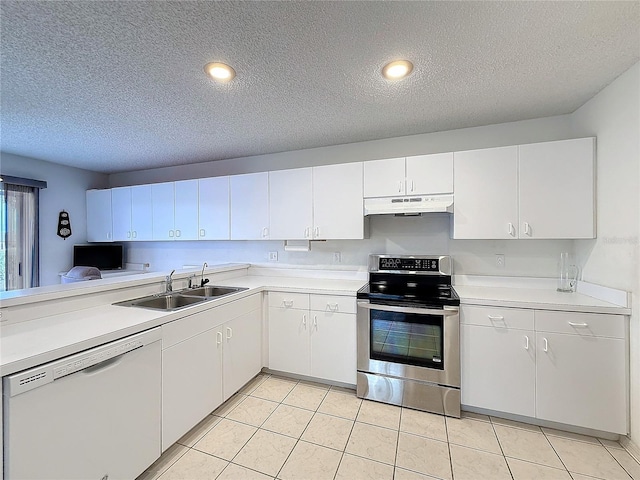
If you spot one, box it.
[138,373,640,480]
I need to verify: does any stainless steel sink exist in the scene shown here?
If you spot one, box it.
[114,293,209,311]
[113,285,248,311]
[182,285,248,297]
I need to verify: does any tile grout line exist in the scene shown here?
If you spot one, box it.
[488,416,515,480]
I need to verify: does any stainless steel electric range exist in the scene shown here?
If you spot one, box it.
[356,254,461,417]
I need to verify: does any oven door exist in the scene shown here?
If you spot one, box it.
[357,300,460,388]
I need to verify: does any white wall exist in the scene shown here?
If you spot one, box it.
[571,62,640,447]
[1,153,109,286]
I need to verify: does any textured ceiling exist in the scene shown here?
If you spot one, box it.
[1,1,639,174]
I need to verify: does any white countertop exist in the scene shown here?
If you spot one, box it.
[0,270,366,377]
[454,285,630,315]
[0,266,629,377]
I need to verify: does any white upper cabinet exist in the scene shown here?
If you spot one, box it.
[364,154,453,198]
[269,163,365,240]
[405,153,454,195]
[230,172,270,240]
[518,138,595,239]
[111,186,132,241]
[313,162,364,239]
[151,180,198,240]
[130,185,153,241]
[453,146,519,239]
[151,182,175,240]
[86,189,113,242]
[269,168,313,240]
[453,138,595,240]
[363,157,405,197]
[112,185,153,241]
[198,176,230,240]
[174,180,199,240]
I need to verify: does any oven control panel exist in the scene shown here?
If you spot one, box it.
[379,257,439,271]
[370,255,452,275]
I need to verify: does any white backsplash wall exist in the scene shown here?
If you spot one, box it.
[125,214,575,278]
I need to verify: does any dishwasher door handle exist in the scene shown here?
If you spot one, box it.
[81,354,125,376]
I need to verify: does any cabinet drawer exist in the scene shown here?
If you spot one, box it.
[535,311,625,339]
[163,294,261,349]
[461,305,534,330]
[268,291,309,310]
[163,309,215,349]
[309,294,356,314]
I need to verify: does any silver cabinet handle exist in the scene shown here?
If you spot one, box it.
[568,322,589,327]
[175,229,181,238]
[127,231,131,239]
[487,315,505,321]
[327,303,339,312]
[302,314,307,327]
[543,337,548,352]
[313,315,318,328]
[262,227,269,238]
[283,300,294,308]
[200,229,205,237]
[523,222,532,236]
[398,180,403,193]
[508,223,516,237]
[169,230,174,238]
[304,227,310,238]
[217,331,223,345]
[226,327,233,340]
[524,335,529,350]
[357,301,458,317]
[132,231,137,238]
[314,226,320,238]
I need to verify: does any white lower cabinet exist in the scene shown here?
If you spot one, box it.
[461,305,627,434]
[222,308,262,401]
[161,294,262,451]
[535,311,627,434]
[162,325,222,451]
[268,292,357,384]
[461,305,535,417]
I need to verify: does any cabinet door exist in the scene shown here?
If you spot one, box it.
[223,309,262,401]
[405,153,453,195]
[111,186,132,241]
[313,162,364,240]
[268,307,310,376]
[174,179,199,240]
[230,172,270,240]
[453,146,518,239]
[151,182,175,240]
[363,157,406,197]
[310,311,357,384]
[461,324,535,417]
[86,189,113,242]
[130,185,153,241]
[519,138,595,239]
[162,329,223,451]
[536,332,626,434]
[269,168,313,240]
[198,177,230,240]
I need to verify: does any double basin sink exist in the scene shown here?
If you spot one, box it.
[114,285,248,312]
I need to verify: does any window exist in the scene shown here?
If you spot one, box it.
[0,176,46,291]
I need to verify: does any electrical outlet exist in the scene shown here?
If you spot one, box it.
[496,254,505,268]
[268,251,278,261]
[333,252,342,263]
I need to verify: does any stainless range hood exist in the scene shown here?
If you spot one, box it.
[364,194,454,216]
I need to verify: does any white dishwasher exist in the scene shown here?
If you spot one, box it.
[3,327,162,480]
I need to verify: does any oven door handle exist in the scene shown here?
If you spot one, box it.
[357,301,458,316]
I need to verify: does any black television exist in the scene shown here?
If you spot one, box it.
[73,244,124,270]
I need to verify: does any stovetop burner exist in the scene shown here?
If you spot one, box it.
[357,254,460,307]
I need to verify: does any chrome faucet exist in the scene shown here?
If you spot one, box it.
[165,269,175,292]
[200,262,210,288]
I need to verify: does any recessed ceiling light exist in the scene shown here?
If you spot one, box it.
[204,62,236,83]
[382,60,414,81]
